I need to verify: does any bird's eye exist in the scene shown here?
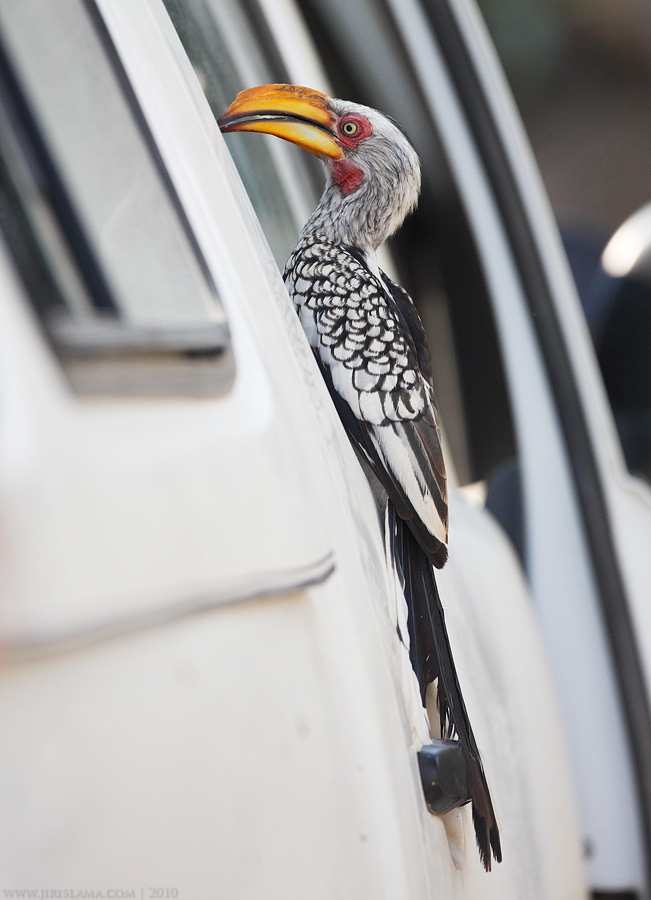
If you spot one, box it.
[341,120,359,137]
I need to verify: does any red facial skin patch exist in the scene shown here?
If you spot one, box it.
[332,158,365,195]
[331,114,372,194]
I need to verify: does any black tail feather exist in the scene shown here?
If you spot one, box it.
[390,503,502,871]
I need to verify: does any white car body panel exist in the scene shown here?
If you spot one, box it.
[448,0,651,890]
[0,0,603,896]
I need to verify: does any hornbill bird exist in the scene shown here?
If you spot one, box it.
[219,84,501,871]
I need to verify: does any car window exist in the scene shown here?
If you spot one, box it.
[163,0,323,268]
[0,0,232,396]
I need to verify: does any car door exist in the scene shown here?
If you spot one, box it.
[0,0,426,894]
[295,0,651,895]
[160,0,590,897]
[0,0,595,896]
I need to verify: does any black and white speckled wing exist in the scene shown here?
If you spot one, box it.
[284,235,448,567]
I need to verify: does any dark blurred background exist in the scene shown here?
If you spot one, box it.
[478,0,651,481]
[478,0,651,235]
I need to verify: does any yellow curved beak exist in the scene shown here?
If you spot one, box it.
[218,84,343,160]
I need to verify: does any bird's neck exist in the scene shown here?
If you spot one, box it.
[302,176,410,255]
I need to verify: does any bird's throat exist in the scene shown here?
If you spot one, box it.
[332,159,364,195]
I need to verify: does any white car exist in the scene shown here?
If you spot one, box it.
[0,0,649,897]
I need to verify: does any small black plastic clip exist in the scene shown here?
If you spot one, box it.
[417,739,470,815]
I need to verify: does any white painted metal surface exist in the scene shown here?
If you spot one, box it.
[449,1,651,892]
[0,0,596,896]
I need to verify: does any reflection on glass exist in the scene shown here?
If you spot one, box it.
[163,0,323,267]
[0,0,223,328]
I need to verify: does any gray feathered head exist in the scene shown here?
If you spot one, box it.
[219,84,421,253]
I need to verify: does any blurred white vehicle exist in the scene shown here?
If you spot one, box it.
[0,0,650,898]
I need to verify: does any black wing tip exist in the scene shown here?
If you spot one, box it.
[402,513,448,570]
[433,543,448,569]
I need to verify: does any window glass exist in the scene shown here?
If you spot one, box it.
[295,0,520,550]
[163,0,323,268]
[297,1,516,477]
[0,0,224,330]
